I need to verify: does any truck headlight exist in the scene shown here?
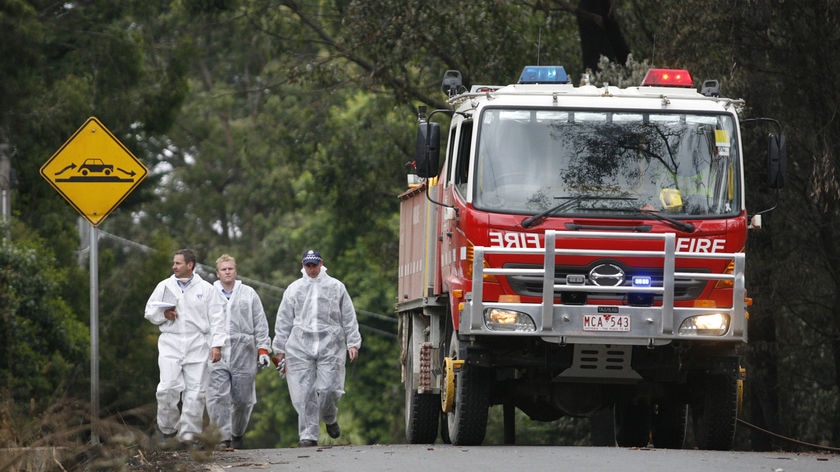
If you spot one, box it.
[678,313,729,336]
[484,308,536,332]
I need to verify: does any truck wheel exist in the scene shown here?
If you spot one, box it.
[692,374,738,450]
[439,321,453,445]
[615,400,650,447]
[589,405,616,446]
[404,331,440,444]
[439,411,451,444]
[651,398,688,449]
[446,333,491,446]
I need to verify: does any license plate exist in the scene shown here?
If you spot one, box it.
[583,314,631,332]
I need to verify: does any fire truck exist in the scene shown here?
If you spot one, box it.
[398,65,786,449]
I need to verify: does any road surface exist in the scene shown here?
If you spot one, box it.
[206,444,838,472]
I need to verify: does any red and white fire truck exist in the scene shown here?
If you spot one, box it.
[398,66,786,449]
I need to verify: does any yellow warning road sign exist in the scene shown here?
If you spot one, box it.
[40,117,148,226]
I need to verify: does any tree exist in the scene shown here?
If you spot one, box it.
[2,0,190,268]
[0,228,89,428]
[576,0,630,71]
[648,0,840,449]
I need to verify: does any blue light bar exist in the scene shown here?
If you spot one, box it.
[518,66,569,84]
[632,275,652,287]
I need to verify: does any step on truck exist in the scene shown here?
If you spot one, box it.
[398,66,786,449]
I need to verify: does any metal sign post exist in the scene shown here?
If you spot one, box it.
[89,224,99,444]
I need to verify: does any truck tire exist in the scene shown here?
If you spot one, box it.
[693,374,738,450]
[404,329,440,444]
[615,400,650,447]
[590,406,617,446]
[651,398,688,449]
[440,411,451,444]
[446,333,491,446]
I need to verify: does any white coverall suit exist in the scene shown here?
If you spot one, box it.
[272,267,362,442]
[144,273,226,441]
[207,280,271,443]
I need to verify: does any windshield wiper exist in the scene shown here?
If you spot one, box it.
[587,205,696,233]
[521,196,695,233]
[639,209,696,233]
[521,196,587,228]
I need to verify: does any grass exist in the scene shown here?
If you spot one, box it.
[0,397,219,471]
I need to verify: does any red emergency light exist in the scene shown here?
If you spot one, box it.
[641,68,694,88]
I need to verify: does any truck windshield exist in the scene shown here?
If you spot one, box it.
[473,108,740,218]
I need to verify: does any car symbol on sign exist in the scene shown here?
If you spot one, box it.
[79,158,114,176]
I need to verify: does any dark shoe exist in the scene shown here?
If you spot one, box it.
[158,431,178,448]
[188,439,206,450]
[231,435,244,449]
[326,422,341,439]
[216,439,232,451]
[297,439,318,447]
[172,440,192,451]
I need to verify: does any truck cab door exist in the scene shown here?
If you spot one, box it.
[440,121,473,290]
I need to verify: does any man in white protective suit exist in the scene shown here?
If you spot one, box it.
[207,254,272,450]
[272,249,362,447]
[144,248,226,447]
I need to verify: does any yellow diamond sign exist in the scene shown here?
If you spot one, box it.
[40,117,148,226]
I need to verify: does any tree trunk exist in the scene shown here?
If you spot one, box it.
[577,0,630,71]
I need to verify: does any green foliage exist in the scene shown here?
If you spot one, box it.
[589,55,651,88]
[484,408,591,446]
[335,0,581,105]
[247,370,299,448]
[340,332,402,444]
[0,229,89,414]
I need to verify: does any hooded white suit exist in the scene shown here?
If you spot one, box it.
[145,273,226,441]
[272,266,362,442]
[206,280,271,444]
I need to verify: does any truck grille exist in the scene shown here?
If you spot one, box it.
[504,262,708,301]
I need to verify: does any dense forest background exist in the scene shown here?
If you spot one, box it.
[2,0,840,458]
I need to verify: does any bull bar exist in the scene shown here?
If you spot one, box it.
[462,230,747,346]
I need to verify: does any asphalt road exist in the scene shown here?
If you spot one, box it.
[206,444,838,472]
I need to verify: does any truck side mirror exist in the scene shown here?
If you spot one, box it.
[767,133,787,189]
[415,122,440,178]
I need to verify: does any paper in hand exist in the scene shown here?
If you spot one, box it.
[148,301,176,309]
